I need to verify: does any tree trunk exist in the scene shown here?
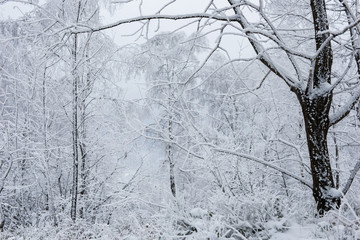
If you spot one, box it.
[168,71,176,198]
[168,102,176,198]
[71,33,79,222]
[297,92,340,215]
[71,2,82,222]
[42,68,58,226]
[79,141,87,218]
[296,0,340,215]
[79,39,91,219]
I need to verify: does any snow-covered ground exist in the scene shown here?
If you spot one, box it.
[270,223,324,240]
[271,221,360,240]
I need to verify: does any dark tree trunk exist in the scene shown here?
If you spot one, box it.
[79,141,87,218]
[0,219,4,232]
[296,92,340,215]
[168,105,176,198]
[71,33,79,223]
[295,0,340,215]
[79,41,91,219]
[71,2,82,222]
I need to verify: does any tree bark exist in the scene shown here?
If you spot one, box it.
[71,32,79,222]
[168,85,176,198]
[79,36,91,219]
[296,92,340,215]
[42,67,58,226]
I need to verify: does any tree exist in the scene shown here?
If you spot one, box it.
[72,0,360,214]
[0,12,69,228]
[135,32,203,199]
[0,0,126,229]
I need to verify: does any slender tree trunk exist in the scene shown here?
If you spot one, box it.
[79,143,86,213]
[42,68,58,226]
[168,95,176,198]
[169,141,176,198]
[79,102,87,219]
[71,33,79,222]
[333,132,340,189]
[79,40,90,219]
[70,1,83,222]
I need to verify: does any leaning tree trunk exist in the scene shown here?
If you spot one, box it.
[297,92,340,215]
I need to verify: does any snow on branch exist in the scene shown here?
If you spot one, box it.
[329,89,360,126]
[342,158,360,196]
[226,0,300,89]
[212,148,313,189]
[72,13,238,33]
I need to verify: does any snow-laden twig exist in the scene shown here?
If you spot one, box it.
[212,148,313,189]
[342,159,360,196]
[72,13,237,33]
[329,88,360,126]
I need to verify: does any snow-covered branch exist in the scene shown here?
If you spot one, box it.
[212,148,313,189]
[329,89,360,126]
[72,13,238,33]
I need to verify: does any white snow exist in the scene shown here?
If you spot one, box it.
[326,188,343,198]
[270,223,326,240]
[189,208,208,218]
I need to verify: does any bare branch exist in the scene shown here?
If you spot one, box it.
[226,0,300,90]
[329,89,360,126]
[342,159,360,196]
[212,148,313,189]
[72,13,237,33]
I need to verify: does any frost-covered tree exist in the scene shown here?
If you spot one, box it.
[134,32,203,199]
[0,0,126,230]
[75,0,360,215]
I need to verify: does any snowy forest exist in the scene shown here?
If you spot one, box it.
[1,0,360,239]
